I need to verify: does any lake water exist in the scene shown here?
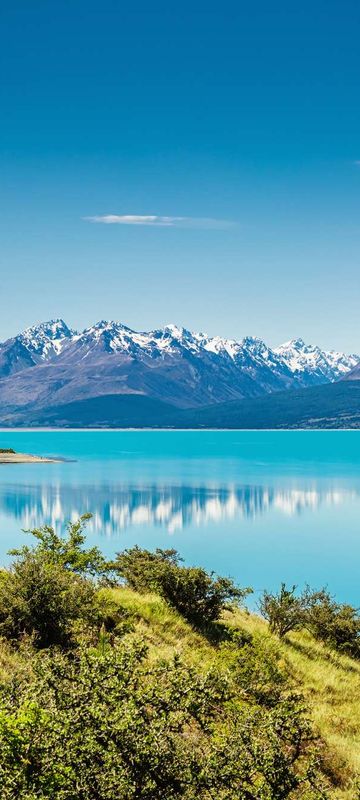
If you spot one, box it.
[0,430,359,607]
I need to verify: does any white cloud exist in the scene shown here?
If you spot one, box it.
[83,214,233,229]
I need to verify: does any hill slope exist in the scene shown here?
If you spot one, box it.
[3,585,357,798]
[3,380,360,429]
[93,588,360,797]
[182,380,360,429]
[0,393,178,428]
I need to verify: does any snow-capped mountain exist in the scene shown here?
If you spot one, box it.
[0,319,358,424]
[57,322,358,392]
[0,319,74,377]
[274,338,359,383]
[51,321,359,378]
[339,355,360,383]
[20,319,74,359]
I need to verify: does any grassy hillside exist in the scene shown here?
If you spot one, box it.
[233,611,360,799]
[100,590,360,799]
[0,521,359,798]
[1,585,358,798]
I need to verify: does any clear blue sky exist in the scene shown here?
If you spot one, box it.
[1,0,360,350]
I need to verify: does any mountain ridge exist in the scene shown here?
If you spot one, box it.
[1,318,357,380]
[0,319,358,425]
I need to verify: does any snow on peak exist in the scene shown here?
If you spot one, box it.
[5,319,359,387]
[278,337,307,350]
[22,318,71,338]
[163,323,186,338]
[274,337,359,379]
[19,319,75,359]
[69,323,359,382]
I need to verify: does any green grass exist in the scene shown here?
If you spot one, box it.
[100,587,213,663]
[226,610,360,799]
[102,588,360,799]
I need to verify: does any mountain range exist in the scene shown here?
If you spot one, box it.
[0,319,359,427]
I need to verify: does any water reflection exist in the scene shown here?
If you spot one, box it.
[0,482,356,535]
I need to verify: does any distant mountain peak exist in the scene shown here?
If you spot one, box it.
[0,319,358,418]
[85,320,133,334]
[19,318,75,358]
[278,337,306,350]
[163,323,186,336]
[241,335,269,352]
[21,318,73,337]
[274,337,359,381]
[241,335,266,345]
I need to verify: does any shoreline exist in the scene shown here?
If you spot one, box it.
[0,451,60,463]
[0,427,359,433]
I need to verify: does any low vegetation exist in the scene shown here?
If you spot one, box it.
[111,545,251,629]
[0,516,358,798]
[259,584,360,658]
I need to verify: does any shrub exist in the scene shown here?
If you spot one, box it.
[0,516,108,648]
[305,589,360,658]
[260,583,360,657]
[0,551,98,648]
[112,546,251,628]
[0,638,327,799]
[220,633,287,707]
[259,584,309,638]
[112,546,180,591]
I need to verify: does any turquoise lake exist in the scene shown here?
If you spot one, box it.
[0,430,359,607]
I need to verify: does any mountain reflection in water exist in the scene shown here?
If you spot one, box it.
[0,482,356,536]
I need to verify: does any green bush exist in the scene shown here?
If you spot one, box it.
[260,583,360,657]
[0,637,327,800]
[0,551,98,648]
[0,516,107,648]
[305,589,360,658]
[112,546,251,628]
[111,546,179,591]
[220,632,287,707]
[259,584,309,638]
[10,513,107,577]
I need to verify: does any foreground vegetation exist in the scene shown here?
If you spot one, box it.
[0,516,358,798]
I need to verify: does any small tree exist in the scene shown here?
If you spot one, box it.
[111,546,180,592]
[10,514,107,577]
[259,584,308,638]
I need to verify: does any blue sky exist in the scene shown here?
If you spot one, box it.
[1,0,360,350]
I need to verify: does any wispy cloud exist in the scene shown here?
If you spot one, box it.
[83,214,234,229]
